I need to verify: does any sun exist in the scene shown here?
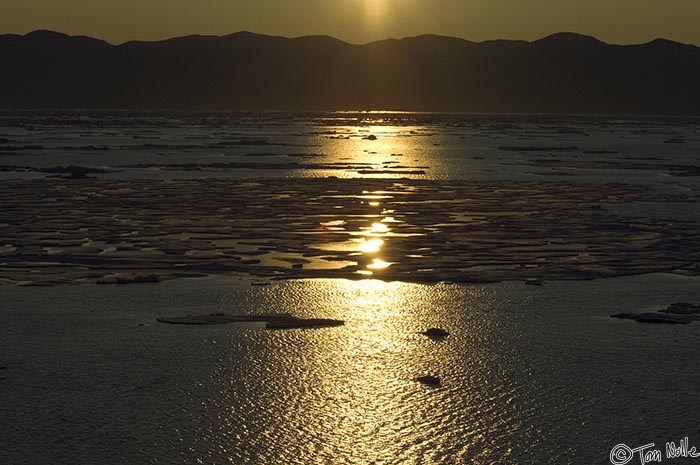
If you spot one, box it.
[363,0,390,23]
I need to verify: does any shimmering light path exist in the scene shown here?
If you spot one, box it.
[1,177,699,286]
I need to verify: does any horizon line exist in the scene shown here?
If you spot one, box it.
[4,29,699,48]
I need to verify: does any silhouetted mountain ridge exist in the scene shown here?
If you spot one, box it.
[535,32,604,46]
[1,30,699,114]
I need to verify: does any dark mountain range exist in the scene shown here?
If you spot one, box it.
[1,30,699,114]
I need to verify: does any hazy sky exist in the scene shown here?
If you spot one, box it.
[2,0,699,45]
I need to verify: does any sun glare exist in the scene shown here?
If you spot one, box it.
[359,238,384,253]
[367,258,392,269]
[363,0,390,23]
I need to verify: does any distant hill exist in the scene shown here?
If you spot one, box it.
[1,30,699,114]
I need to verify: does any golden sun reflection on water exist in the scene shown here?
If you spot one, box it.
[215,278,497,464]
[314,118,438,179]
[358,238,384,253]
[367,258,392,269]
[368,222,389,234]
[314,190,401,275]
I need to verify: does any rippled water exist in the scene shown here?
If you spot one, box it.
[3,112,700,464]
[2,274,700,464]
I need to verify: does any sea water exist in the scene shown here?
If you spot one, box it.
[2,275,700,464]
[1,112,700,464]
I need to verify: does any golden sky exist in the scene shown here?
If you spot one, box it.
[2,0,699,45]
